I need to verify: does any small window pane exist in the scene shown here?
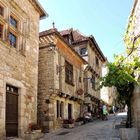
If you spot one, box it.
[91,75,95,89]
[0,24,3,39]
[56,100,60,118]
[65,61,73,84]
[96,57,99,66]
[9,32,17,48]
[60,102,64,118]
[10,16,17,28]
[0,6,3,16]
[80,48,87,56]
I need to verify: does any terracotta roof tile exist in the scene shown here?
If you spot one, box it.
[60,28,73,36]
[60,29,88,42]
[72,30,88,42]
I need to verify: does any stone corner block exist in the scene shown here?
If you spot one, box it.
[119,128,138,140]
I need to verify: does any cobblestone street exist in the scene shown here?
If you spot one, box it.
[39,112,127,140]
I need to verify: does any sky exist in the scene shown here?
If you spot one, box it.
[38,0,133,62]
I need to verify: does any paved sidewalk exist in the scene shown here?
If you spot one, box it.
[39,112,127,140]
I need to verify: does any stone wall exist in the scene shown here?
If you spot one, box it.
[0,0,40,139]
[74,43,99,98]
[38,46,55,128]
[38,32,85,131]
[125,1,140,139]
[131,86,140,139]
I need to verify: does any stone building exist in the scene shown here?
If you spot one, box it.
[38,28,87,132]
[60,29,106,115]
[0,0,46,139]
[100,64,116,106]
[124,0,140,138]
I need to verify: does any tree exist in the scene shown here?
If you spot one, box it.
[99,54,140,127]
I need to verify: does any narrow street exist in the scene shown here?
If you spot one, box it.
[39,112,127,140]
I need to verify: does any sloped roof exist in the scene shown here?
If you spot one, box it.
[60,28,73,36]
[60,28,88,42]
[89,35,106,62]
[39,28,87,64]
[60,28,106,62]
[72,30,88,42]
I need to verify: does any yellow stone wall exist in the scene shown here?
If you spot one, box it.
[38,33,85,131]
[131,86,140,139]
[0,0,40,139]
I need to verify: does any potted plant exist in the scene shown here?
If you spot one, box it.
[75,117,84,126]
[63,119,75,128]
[29,123,42,133]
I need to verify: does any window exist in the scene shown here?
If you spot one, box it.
[0,5,3,16]
[63,35,69,43]
[79,71,82,82]
[65,61,73,85]
[56,100,60,118]
[96,56,99,66]
[80,48,87,56]
[91,75,95,89]
[9,32,17,48]
[60,102,64,118]
[0,24,3,39]
[68,103,72,119]
[79,77,81,82]
[63,35,72,44]
[68,37,72,44]
[56,100,64,118]
[10,16,18,28]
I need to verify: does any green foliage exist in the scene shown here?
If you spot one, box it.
[99,12,140,105]
[99,54,140,104]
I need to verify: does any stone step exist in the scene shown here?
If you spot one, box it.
[6,137,24,140]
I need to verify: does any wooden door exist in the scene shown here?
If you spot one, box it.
[6,85,18,137]
[68,103,72,119]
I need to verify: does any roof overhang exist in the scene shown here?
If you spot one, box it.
[29,0,48,19]
[39,29,88,65]
[89,35,106,62]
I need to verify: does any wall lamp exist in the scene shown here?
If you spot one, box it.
[48,43,56,51]
[84,77,95,83]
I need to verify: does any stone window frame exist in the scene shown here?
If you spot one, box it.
[65,60,74,86]
[56,100,60,118]
[0,5,4,16]
[10,15,18,29]
[0,2,6,41]
[91,75,95,90]
[95,56,99,66]
[56,100,64,118]
[60,101,64,118]
[80,47,88,56]
[78,70,82,83]
[0,1,27,55]
[9,32,17,48]
[0,23,3,39]
[8,12,20,50]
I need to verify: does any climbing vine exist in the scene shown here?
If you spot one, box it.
[99,11,140,127]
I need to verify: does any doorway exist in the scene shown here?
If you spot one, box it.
[68,103,72,119]
[6,85,18,137]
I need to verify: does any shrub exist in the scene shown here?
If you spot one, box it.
[63,119,75,124]
[29,123,41,131]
